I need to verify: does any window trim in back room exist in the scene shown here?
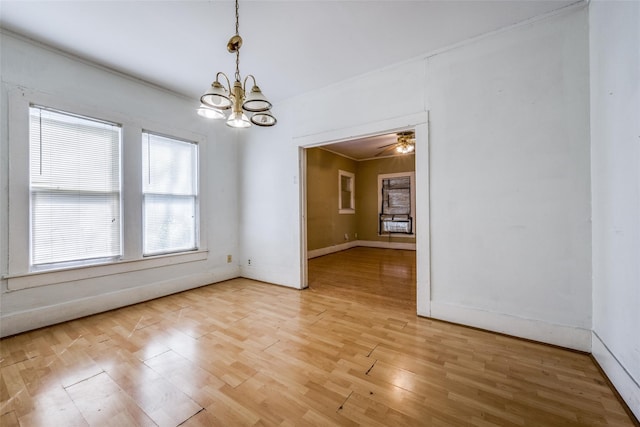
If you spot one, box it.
[338,169,355,214]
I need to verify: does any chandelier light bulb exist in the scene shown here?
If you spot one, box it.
[226,111,251,128]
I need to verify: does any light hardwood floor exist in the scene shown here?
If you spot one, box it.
[1,247,636,426]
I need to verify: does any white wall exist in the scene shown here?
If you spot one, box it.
[589,0,640,418]
[427,8,592,350]
[241,5,592,350]
[0,32,240,336]
[238,101,304,288]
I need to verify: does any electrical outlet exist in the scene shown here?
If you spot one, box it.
[248,259,251,266]
[227,254,232,263]
[344,233,349,240]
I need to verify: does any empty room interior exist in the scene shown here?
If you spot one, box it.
[1,0,638,425]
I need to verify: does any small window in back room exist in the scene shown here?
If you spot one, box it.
[29,105,122,269]
[339,170,355,214]
[142,131,199,256]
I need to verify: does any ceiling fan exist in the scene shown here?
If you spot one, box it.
[376,131,416,156]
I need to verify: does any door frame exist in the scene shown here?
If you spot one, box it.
[295,111,431,317]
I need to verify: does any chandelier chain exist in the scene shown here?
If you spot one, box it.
[234,0,241,81]
[198,0,276,127]
[235,0,240,36]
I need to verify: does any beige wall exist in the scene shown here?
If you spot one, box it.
[306,148,415,251]
[306,148,358,251]
[356,155,416,243]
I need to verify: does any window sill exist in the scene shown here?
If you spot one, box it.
[339,209,355,214]
[4,250,209,291]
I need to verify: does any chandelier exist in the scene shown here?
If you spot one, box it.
[197,0,276,128]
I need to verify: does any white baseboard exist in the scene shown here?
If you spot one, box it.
[239,265,303,290]
[0,267,239,337]
[307,241,359,259]
[307,240,416,259]
[592,332,640,420]
[356,240,416,251]
[430,301,592,352]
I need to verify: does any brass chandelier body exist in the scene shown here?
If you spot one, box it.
[198,0,276,128]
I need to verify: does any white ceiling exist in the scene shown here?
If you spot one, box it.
[1,0,578,106]
[1,1,577,158]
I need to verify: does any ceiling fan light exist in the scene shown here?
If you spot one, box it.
[197,104,226,119]
[226,111,252,128]
[243,85,272,112]
[201,81,232,110]
[395,142,415,154]
[251,111,277,127]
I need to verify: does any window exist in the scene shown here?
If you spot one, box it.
[378,173,415,235]
[142,132,198,256]
[29,106,122,268]
[9,93,208,290]
[339,170,355,214]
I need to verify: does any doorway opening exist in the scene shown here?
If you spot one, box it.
[301,129,420,312]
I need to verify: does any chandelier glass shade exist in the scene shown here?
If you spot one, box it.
[199,0,276,128]
[197,103,226,119]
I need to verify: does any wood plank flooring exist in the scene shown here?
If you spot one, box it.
[1,247,636,426]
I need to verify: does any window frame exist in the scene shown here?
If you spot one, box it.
[5,89,208,291]
[28,105,124,269]
[338,169,355,214]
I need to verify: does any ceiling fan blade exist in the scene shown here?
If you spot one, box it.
[377,143,397,149]
[375,145,397,156]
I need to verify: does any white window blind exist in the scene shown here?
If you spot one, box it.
[142,132,198,256]
[29,106,122,268]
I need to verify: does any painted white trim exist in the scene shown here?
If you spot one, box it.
[297,112,430,318]
[0,267,239,337]
[307,240,416,259]
[592,332,640,420]
[307,241,360,259]
[240,267,302,290]
[298,147,309,289]
[430,301,592,352]
[6,250,209,290]
[356,240,416,251]
[293,112,427,146]
[414,120,431,317]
